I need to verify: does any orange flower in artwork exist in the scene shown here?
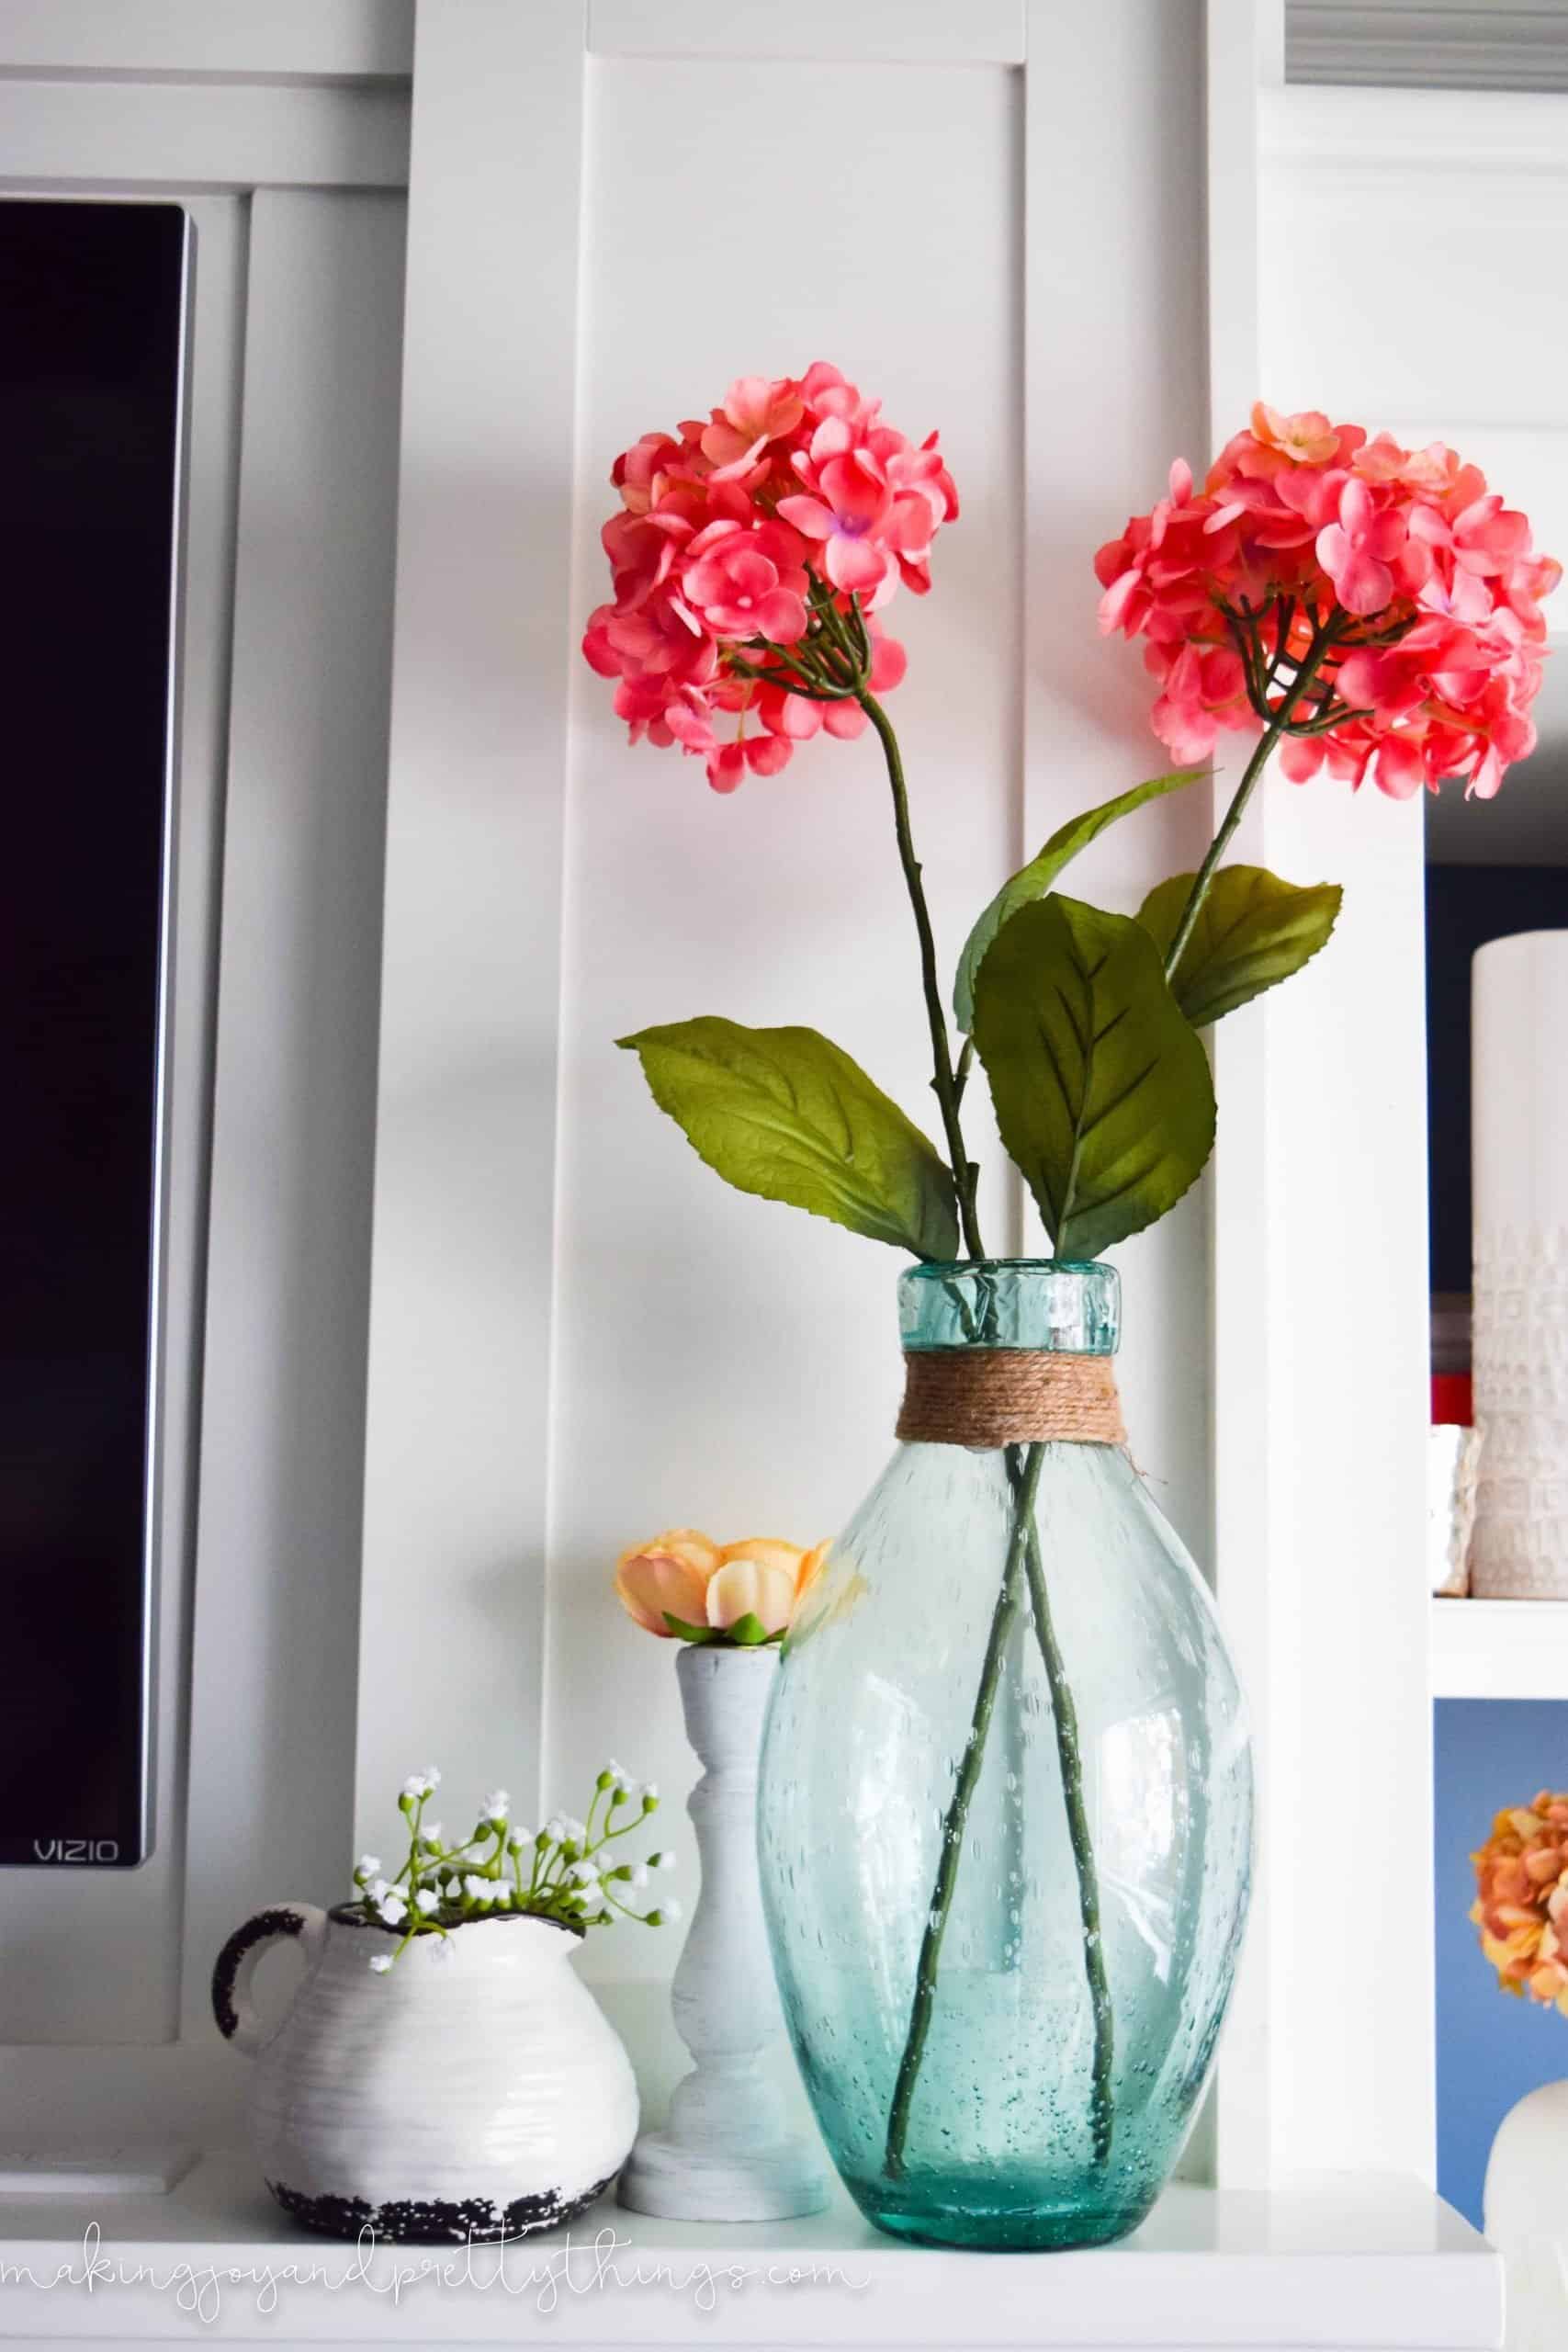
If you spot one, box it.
[1471,1793,1568,2013]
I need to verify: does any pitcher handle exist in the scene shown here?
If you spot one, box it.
[211,1905,328,2057]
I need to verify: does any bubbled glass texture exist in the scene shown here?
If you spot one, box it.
[757,1263,1253,2251]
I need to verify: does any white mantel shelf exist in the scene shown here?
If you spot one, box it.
[1432,1597,1568,1700]
[0,2154,1499,2349]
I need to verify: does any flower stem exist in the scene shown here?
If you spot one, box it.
[885,1440,1045,2177]
[1161,615,1338,978]
[859,689,985,1262]
[863,693,1114,2179]
[1019,1502,1114,2164]
[1160,727,1279,978]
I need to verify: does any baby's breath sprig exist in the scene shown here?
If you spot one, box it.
[352,1763,677,1973]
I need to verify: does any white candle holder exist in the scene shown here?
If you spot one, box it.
[1472,931,1568,1598]
[618,1645,828,2221]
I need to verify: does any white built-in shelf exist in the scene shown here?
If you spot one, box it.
[1433,1596,1568,1699]
[0,2152,1499,2346]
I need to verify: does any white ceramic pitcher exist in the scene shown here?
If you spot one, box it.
[212,1903,637,2241]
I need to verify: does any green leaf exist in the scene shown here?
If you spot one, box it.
[663,1607,783,1648]
[662,1612,718,1645]
[971,893,1215,1260]
[1138,865,1342,1026]
[953,769,1205,1033]
[723,1611,781,1647]
[618,1016,959,1261]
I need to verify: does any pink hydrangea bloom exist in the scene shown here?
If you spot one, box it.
[699,376,806,477]
[1316,477,1407,616]
[681,519,809,643]
[1096,402,1559,800]
[582,366,955,791]
[778,454,897,598]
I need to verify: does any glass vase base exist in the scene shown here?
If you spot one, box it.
[758,1267,1255,2267]
[849,2168,1156,2253]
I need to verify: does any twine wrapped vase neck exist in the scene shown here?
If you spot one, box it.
[897,1347,1126,1449]
[895,1258,1127,1449]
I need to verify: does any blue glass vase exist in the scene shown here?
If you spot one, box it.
[757,1261,1253,2250]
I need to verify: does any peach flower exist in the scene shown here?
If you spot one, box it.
[795,1540,829,1602]
[614,1529,723,1638]
[614,1529,827,1643]
[706,1542,801,1636]
[705,1538,831,1635]
[700,375,807,477]
[1251,401,1339,465]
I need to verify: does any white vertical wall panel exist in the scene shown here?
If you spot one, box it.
[547,11,1220,2001]
[1201,34,1436,2185]
[1252,71,1568,2186]
[355,2,584,1852]
[1022,0,1213,1562]
[1204,0,1289,2191]
[183,189,405,2016]
[550,53,1021,1979]
[1252,778,1432,2187]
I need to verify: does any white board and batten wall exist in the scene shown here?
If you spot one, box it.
[364,0,1224,2143]
[364,0,1433,2195]
[0,0,1441,2198]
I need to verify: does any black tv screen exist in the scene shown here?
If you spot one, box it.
[0,201,187,1867]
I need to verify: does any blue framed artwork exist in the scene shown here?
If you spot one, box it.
[1436,1698,1568,2227]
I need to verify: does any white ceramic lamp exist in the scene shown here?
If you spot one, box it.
[1472,931,1568,1598]
[618,1645,828,2221]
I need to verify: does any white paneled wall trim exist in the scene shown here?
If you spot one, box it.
[587,0,1027,60]
[1203,0,1280,2193]
[354,0,1432,2208]
[0,80,411,193]
[1210,6,1436,2188]
[184,187,406,2041]
[355,0,584,1849]
[0,1,413,83]
[0,1,412,197]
